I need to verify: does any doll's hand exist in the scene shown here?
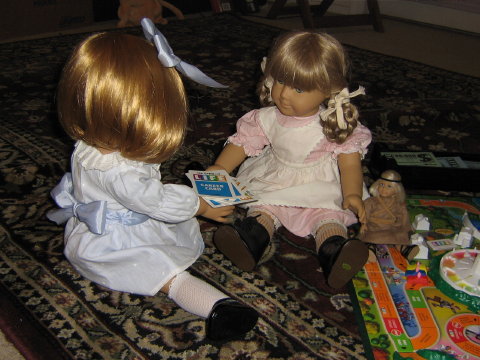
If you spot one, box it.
[197,198,235,223]
[205,164,227,172]
[343,194,366,224]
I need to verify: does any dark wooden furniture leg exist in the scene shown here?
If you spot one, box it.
[297,0,316,28]
[366,0,384,32]
[266,0,384,32]
[266,0,288,19]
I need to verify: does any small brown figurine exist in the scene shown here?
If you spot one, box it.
[360,170,418,262]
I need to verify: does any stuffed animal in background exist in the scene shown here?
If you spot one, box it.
[117,0,184,27]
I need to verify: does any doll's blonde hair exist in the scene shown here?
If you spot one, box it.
[369,170,406,202]
[259,30,359,144]
[57,32,188,164]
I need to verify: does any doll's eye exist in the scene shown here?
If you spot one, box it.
[277,79,285,85]
[295,88,304,93]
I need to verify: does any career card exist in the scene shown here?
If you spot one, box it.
[187,170,235,198]
[186,170,257,207]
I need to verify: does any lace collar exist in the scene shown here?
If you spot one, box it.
[74,141,144,171]
[275,106,324,128]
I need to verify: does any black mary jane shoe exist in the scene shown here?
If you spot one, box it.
[213,216,270,271]
[206,298,259,341]
[318,235,369,289]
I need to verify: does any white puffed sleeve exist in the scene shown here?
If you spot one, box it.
[102,168,200,223]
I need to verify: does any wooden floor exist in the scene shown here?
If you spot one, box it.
[243,5,480,77]
[2,6,479,77]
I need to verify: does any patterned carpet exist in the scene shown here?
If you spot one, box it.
[1,13,479,359]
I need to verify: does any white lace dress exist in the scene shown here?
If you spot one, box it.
[57,141,204,296]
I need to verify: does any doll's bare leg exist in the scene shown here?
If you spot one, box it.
[162,272,258,341]
[315,222,368,289]
[213,211,273,271]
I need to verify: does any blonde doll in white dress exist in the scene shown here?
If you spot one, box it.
[208,30,372,289]
[47,19,257,341]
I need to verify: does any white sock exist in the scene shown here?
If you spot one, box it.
[167,271,228,318]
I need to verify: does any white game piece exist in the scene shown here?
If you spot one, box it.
[412,214,430,231]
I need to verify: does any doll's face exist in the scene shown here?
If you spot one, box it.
[377,180,397,198]
[271,79,326,117]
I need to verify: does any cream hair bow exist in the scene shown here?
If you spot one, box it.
[319,86,365,129]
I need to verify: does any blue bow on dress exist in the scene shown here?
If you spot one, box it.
[141,17,228,88]
[47,173,107,235]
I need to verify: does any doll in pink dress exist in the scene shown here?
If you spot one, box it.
[207,30,372,289]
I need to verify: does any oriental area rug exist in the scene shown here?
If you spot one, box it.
[1,13,479,360]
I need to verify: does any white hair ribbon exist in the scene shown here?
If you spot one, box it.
[141,18,227,88]
[260,56,267,73]
[319,86,365,129]
[260,57,274,102]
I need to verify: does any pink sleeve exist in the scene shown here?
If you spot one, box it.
[307,123,372,162]
[227,110,270,156]
[329,123,372,159]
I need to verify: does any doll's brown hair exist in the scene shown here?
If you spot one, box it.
[259,30,359,144]
[57,32,188,164]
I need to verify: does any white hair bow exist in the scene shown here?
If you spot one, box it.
[319,86,365,129]
[260,57,274,102]
[141,18,227,88]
